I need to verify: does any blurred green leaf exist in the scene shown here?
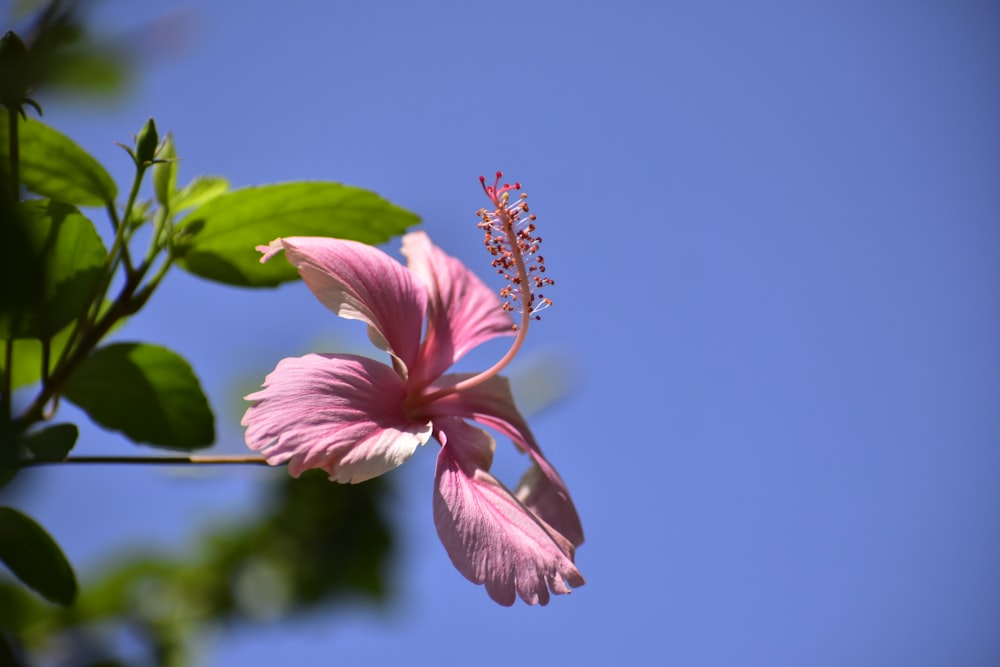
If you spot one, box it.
[1,326,69,390]
[63,343,214,449]
[172,175,228,211]
[152,133,177,206]
[0,472,395,665]
[174,182,419,287]
[0,507,77,606]
[0,200,107,339]
[3,2,132,103]
[44,48,130,97]
[258,469,393,602]
[0,108,116,205]
[20,423,77,461]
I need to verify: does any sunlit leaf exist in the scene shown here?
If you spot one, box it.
[63,343,215,449]
[174,182,419,287]
[0,508,77,606]
[0,108,116,205]
[0,200,107,339]
[173,175,228,211]
[1,327,69,390]
[152,133,177,206]
[0,302,121,391]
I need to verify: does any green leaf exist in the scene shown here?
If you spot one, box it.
[0,303,121,391]
[152,133,177,206]
[0,108,117,206]
[0,507,77,606]
[174,182,419,287]
[63,343,215,449]
[1,326,69,390]
[173,175,228,211]
[21,423,78,461]
[0,200,107,339]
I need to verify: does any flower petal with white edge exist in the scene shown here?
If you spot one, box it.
[432,418,584,606]
[425,374,584,548]
[243,353,432,483]
[260,237,427,379]
[401,231,515,384]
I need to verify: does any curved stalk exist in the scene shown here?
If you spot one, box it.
[419,208,531,403]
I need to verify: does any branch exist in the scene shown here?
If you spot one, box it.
[18,455,270,467]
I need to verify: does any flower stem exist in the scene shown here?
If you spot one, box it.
[18,455,269,467]
[1,339,12,424]
[2,109,19,425]
[116,162,149,274]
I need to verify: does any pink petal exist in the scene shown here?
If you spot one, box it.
[401,231,515,385]
[432,418,584,606]
[263,237,427,378]
[424,374,585,548]
[242,353,432,483]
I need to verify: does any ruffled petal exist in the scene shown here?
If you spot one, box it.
[401,231,515,384]
[432,418,584,606]
[424,374,584,548]
[261,237,426,378]
[242,353,432,483]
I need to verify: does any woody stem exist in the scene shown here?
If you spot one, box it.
[18,455,269,467]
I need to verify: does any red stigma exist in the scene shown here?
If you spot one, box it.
[480,170,522,207]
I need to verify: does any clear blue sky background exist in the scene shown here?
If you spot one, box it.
[6,1,1000,665]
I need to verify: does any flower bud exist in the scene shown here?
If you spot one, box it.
[135,117,159,165]
[0,31,30,110]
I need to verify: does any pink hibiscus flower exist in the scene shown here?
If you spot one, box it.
[242,174,584,605]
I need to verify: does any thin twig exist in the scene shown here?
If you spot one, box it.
[3,109,21,425]
[7,106,18,202]
[17,455,270,467]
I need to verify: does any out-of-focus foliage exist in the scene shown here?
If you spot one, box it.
[0,507,76,606]
[0,471,395,666]
[0,108,118,204]
[5,0,132,101]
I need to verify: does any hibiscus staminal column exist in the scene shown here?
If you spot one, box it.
[426,172,554,401]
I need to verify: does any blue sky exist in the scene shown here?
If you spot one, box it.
[6,1,1000,665]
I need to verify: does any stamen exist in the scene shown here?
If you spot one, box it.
[419,173,553,404]
[477,171,554,326]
